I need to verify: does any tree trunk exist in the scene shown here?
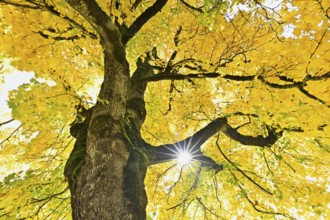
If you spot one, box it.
[71,128,148,219]
[65,101,151,219]
[65,105,150,219]
[62,0,150,219]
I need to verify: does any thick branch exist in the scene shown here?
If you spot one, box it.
[122,0,168,44]
[126,57,154,131]
[223,75,255,81]
[65,0,129,112]
[38,31,81,41]
[143,72,220,82]
[222,122,282,147]
[150,117,282,166]
[257,75,300,89]
[65,0,124,57]
[224,73,330,107]
[150,118,226,165]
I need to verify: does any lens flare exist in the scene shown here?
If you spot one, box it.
[177,151,192,165]
[161,138,200,166]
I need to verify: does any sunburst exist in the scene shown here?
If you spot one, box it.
[175,148,193,165]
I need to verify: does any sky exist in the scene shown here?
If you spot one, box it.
[0,62,34,180]
[0,62,34,128]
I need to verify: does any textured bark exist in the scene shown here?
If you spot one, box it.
[64,107,92,213]
[64,0,142,219]
[67,74,152,219]
[66,113,150,219]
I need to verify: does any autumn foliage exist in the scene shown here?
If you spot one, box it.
[0,0,329,219]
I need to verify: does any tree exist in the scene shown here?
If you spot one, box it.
[0,0,329,219]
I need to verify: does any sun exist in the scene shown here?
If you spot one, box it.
[176,150,192,165]
[164,141,197,166]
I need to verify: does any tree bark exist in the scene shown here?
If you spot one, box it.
[64,0,143,219]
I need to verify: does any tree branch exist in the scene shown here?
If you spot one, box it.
[304,71,330,81]
[196,196,219,218]
[221,119,282,147]
[298,85,328,106]
[1,0,97,39]
[131,0,143,11]
[162,26,182,74]
[0,0,38,9]
[65,0,123,57]
[65,0,129,109]
[223,74,255,81]
[0,119,14,127]
[257,75,300,89]
[30,187,69,204]
[42,1,98,39]
[216,138,273,195]
[149,116,282,167]
[37,30,81,41]
[0,125,21,146]
[143,72,220,82]
[234,173,294,219]
[179,0,203,13]
[223,73,330,107]
[150,118,226,165]
[122,0,169,44]
[314,138,330,153]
